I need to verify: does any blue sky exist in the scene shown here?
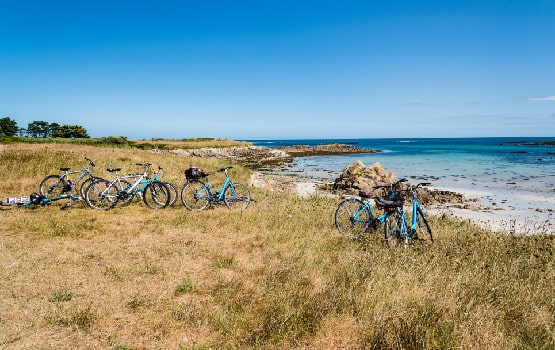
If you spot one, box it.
[1,0,554,140]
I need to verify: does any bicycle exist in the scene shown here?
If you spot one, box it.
[125,164,178,207]
[84,164,170,210]
[2,192,82,210]
[39,157,100,198]
[334,178,406,239]
[180,166,251,211]
[379,182,433,249]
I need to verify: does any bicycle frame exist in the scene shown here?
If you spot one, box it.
[63,169,90,186]
[398,186,427,238]
[40,157,96,196]
[63,158,95,186]
[116,171,149,198]
[344,196,388,229]
[130,165,163,196]
[384,182,433,247]
[21,193,82,209]
[85,162,170,210]
[203,173,233,203]
[335,178,407,237]
[181,166,251,211]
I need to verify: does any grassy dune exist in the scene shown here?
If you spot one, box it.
[1,143,554,349]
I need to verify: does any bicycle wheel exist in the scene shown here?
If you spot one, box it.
[415,207,433,243]
[143,181,170,209]
[85,179,119,210]
[79,176,104,199]
[116,180,135,207]
[164,182,179,207]
[181,181,210,210]
[223,182,251,210]
[39,175,67,197]
[334,198,371,239]
[384,208,405,249]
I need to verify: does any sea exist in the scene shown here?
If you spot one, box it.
[248,137,555,218]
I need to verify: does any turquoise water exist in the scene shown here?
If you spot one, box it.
[249,137,555,211]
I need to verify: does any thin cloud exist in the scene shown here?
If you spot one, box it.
[529,96,555,101]
[535,113,555,120]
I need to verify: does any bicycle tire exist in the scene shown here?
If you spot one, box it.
[79,176,104,199]
[180,181,210,210]
[415,207,433,243]
[116,180,135,207]
[84,179,119,210]
[143,181,170,209]
[164,182,179,207]
[223,182,251,210]
[39,175,67,197]
[384,208,405,249]
[334,198,371,239]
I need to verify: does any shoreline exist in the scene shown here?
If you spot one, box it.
[429,185,555,235]
[252,171,555,235]
[145,141,553,235]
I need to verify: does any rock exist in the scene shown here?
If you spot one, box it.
[169,146,292,168]
[166,143,380,168]
[320,160,466,205]
[323,161,398,196]
[464,204,481,211]
[277,143,379,156]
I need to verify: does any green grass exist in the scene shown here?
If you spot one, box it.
[0,143,554,349]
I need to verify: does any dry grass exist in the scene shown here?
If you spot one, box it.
[131,138,252,150]
[1,143,554,349]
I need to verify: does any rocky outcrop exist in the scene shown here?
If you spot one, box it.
[166,143,378,168]
[168,146,291,167]
[277,143,379,157]
[321,160,465,205]
[325,160,398,195]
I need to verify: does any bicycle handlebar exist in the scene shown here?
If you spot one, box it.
[217,166,233,173]
[415,182,431,188]
[85,157,95,167]
[372,178,407,190]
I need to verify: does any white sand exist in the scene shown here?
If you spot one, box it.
[426,185,555,235]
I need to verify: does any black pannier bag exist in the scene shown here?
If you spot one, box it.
[184,166,206,180]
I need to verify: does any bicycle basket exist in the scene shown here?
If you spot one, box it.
[185,167,205,180]
[375,196,403,209]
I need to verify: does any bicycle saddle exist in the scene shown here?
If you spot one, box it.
[59,167,70,171]
[375,196,403,208]
[107,168,121,172]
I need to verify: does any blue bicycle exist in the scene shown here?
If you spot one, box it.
[334,179,406,239]
[180,166,251,211]
[2,192,82,210]
[124,164,178,207]
[84,163,170,210]
[380,182,433,249]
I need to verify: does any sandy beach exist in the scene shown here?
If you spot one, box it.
[430,185,555,235]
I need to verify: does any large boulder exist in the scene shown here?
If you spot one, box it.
[329,161,398,195]
[324,160,466,205]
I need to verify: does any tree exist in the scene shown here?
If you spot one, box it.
[51,124,90,138]
[27,120,53,138]
[0,117,19,137]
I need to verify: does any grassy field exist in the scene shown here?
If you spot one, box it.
[0,136,251,151]
[1,143,554,349]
